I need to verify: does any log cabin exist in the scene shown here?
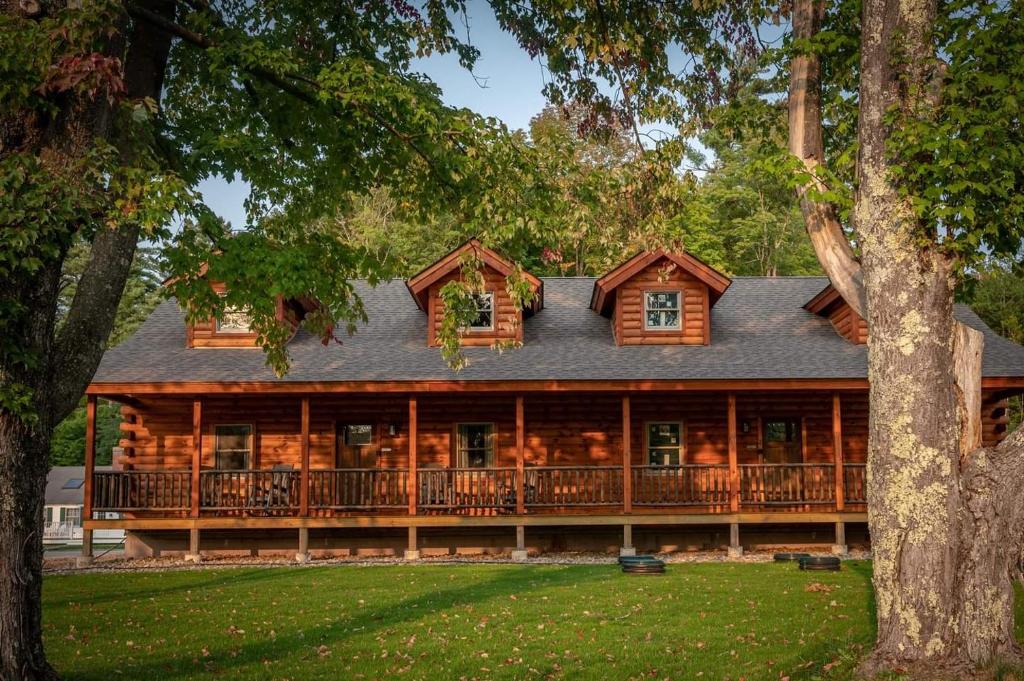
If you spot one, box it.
[79,240,1024,562]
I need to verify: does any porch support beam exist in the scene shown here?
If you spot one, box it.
[296,527,310,563]
[515,396,525,515]
[191,399,202,518]
[512,524,527,561]
[620,523,636,557]
[622,395,632,514]
[407,397,418,516]
[832,392,845,511]
[186,527,201,563]
[78,396,97,567]
[727,393,739,513]
[833,521,848,556]
[300,397,310,517]
[728,522,743,558]
[404,525,419,560]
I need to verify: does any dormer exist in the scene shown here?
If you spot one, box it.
[590,249,731,346]
[804,283,868,344]
[167,265,314,349]
[406,239,543,347]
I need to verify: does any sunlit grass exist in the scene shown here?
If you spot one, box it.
[41,561,909,680]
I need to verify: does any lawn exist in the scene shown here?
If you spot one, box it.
[36,560,941,680]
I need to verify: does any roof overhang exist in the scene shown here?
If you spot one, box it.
[405,238,543,314]
[590,249,732,317]
[803,283,846,316]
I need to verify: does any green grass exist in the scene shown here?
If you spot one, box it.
[44,561,888,681]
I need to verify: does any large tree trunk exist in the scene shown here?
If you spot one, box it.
[0,1,173,677]
[0,417,58,681]
[788,0,1024,674]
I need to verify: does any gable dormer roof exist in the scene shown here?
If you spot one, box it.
[804,282,868,344]
[589,249,732,317]
[405,238,543,313]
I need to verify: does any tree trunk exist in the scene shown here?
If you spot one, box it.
[0,415,58,681]
[788,0,1024,674]
[0,1,174,677]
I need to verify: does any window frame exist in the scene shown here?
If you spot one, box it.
[214,305,254,335]
[455,422,496,468]
[343,424,374,447]
[642,290,683,331]
[644,421,685,466]
[214,423,254,470]
[466,291,495,332]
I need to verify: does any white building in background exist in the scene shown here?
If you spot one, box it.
[45,466,124,545]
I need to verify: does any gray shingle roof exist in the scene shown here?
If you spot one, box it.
[92,277,1024,383]
[46,466,112,506]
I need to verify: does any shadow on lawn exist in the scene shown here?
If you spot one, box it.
[48,567,294,610]
[63,564,611,681]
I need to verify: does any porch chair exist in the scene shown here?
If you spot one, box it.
[248,464,295,515]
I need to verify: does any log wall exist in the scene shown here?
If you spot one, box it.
[612,261,709,346]
[427,266,522,347]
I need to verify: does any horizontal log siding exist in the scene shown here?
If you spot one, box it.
[613,262,708,346]
[827,302,868,344]
[112,390,1009,483]
[427,266,522,347]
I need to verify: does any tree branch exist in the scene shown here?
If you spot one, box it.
[125,2,456,192]
[787,0,866,316]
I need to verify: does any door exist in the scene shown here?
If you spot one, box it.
[336,423,377,468]
[761,418,803,503]
[762,418,802,463]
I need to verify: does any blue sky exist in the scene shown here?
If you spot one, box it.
[197,4,550,229]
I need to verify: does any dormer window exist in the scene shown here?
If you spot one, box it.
[469,292,494,331]
[644,291,681,330]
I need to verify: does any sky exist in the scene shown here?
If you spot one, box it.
[197,4,551,230]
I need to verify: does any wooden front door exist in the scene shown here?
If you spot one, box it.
[762,418,802,463]
[336,423,377,468]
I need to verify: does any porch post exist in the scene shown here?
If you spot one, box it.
[78,395,97,567]
[405,525,419,561]
[186,526,201,563]
[515,396,525,515]
[300,397,310,517]
[191,399,202,519]
[622,395,632,514]
[296,527,310,563]
[727,393,739,513]
[512,524,527,562]
[407,397,418,517]
[832,392,845,511]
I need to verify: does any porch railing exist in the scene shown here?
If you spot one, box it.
[200,470,301,513]
[524,466,623,507]
[310,468,409,510]
[417,468,517,511]
[92,470,191,513]
[843,463,867,504]
[91,463,867,515]
[739,464,836,505]
[633,464,731,506]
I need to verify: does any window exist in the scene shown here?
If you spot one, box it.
[647,422,683,466]
[344,424,373,446]
[62,478,84,490]
[215,305,252,334]
[45,507,53,524]
[215,424,252,470]
[765,419,799,444]
[456,423,495,468]
[64,507,82,527]
[468,292,494,330]
[644,291,681,330]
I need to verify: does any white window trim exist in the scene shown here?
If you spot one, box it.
[645,421,685,466]
[643,290,682,331]
[455,422,496,468]
[214,423,254,470]
[467,291,495,332]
